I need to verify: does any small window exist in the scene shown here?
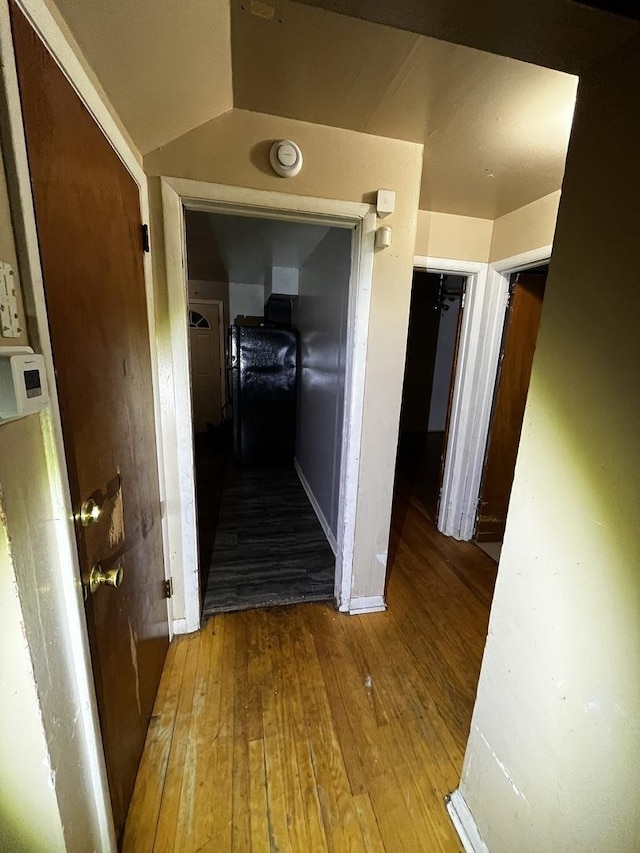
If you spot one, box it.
[189,309,211,329]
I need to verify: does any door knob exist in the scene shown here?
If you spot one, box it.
[76,497,102,527]
[88,562,124,594]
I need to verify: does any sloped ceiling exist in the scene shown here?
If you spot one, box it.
[185,210,331,285]
[50,0,233,154]
[291,0,640,75]
[231,0,578,217]
[49,0,601,217]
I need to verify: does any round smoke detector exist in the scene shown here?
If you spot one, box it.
[269,139,303,178]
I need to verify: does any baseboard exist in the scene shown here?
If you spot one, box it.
[445,790,490,853]
[172,618,199,636]
[293,458,338,555]
[348,594,387,615]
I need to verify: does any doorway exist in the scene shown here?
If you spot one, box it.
[474,266,548,560]
[183,210,356,615]
[395,270,466,520]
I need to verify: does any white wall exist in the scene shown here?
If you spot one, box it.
[459,36,640,853]
[266,266,299,300]
[428,290,462,432]
[295,228,352,541]
[229,281,264,321]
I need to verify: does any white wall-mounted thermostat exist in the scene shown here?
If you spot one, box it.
[0,347,49,421]
[269,139,303,178]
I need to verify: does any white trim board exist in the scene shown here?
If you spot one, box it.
[446,790,490,853]
[413,248,551,540]
[160,177,376,631]
[349,595,387,615]
[294,459,338,556]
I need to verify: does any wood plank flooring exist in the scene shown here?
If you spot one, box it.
[123,486,497,852]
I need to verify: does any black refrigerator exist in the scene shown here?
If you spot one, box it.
[229,325,298,467]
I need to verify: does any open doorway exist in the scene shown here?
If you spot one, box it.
[474,265,548,561]
[395,270,466,520]
[184,210,354,615]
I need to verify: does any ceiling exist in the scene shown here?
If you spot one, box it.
[49,0,633,217]
[186,210,332,285]
[49,0,233,154]
[232,0,579,217]
[291,0,639,75]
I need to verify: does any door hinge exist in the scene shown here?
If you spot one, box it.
[141,223,150,253]
[164,578,173,599]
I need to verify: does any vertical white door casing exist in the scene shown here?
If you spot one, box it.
[160,177,375,631]
[188,300,224,431]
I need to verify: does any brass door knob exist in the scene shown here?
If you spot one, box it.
[76,498,102,527]
[88,562,124,594]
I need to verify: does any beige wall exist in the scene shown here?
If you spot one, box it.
[146,108,424,599]
[0,478,65,853]
[414,209,492,262]
[489,190,561,261]
[460,43,640,853]
[0,143,63,851]
[413,193,561,264]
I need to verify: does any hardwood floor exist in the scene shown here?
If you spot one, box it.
[123,486,497,852]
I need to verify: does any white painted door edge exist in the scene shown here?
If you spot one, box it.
[294,459,338,556]
[160,177,376,631]
[413,248,551,540]
[348,595,387,615]
[445,790,490,853]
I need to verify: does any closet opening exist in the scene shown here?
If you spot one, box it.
[395,270,466,521]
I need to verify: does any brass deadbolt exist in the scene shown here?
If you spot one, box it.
[88,563,124,594]
[77,498,102,527]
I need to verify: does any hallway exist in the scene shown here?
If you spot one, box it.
[123,486,497,851]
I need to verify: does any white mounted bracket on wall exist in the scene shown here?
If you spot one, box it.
[376,189,396,218]
[0,260,21,337]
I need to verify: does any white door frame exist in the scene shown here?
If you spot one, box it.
[188,297,227,422]
[160,177,376,633]
[414,246,552,540]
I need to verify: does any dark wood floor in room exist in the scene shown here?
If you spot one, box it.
[202,463,335,616]
[123,481,497,852]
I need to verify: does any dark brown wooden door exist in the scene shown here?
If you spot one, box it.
[475,272,546,541]
[11,5,169,839]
